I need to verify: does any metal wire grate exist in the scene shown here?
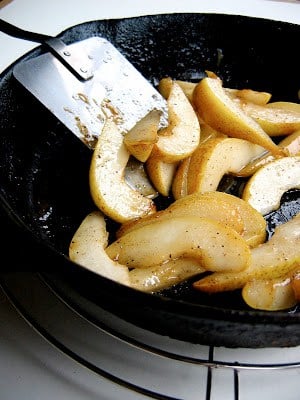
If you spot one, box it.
[1,272,300,400]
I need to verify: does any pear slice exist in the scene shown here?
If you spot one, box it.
[242,276,297,311]
[69,211,130,284]
[168,191,267,247]
[158,76,173,99]
[69,211,204,292]
[154,81,200,162]
[117,191,243,238]
[159,77,197,104]
[106,215,251,272]
[242,156,300,215]
[193,213,300,293]
[123,109,160,162]
[89,119,156,223]
[241,101,300,136]
[130,258,205,292]
[291,272,300,301]
[267,101,300,113]
[237,129,300,177]
[226,88,272,105]
[160,76,272,107]
[172,156,191,200]
[145,149,178,196]
[172,124,226,200]
[193,77,283,156]
[117,191,266,247]
[187,137,265,194]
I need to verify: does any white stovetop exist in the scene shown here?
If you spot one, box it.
[1,1,300,399]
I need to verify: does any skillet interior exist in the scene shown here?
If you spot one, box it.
[0,13,300,348]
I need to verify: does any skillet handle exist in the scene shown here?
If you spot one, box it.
[0,19,93,80]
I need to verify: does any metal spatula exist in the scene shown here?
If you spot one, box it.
[0,19,168,149]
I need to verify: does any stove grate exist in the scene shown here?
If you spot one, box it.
[1,273,300,400]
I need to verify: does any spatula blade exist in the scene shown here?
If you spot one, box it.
[13,37,168,149]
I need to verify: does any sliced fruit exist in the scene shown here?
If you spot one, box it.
[158,76,173,99]
[172,125,226,200]
[193,213,300,293]
[146,148,178,196]
[130,258,205,292]
[172,157,191,200]
[192,76,283,155]
[267,101,300,113]
[241,101,300,136]
[237,129,300,177]
[242,276,297,311]
[242,156,300,215]
[199,123,227,143]
[175,80,197,103]
[187,137,265,194]
[89,119,156,223]
[123,109,160,162]
[106,215,251,272]
[68,211,204,293]
[117,191,266,247]
[226,88,272,106]
[291,271,300,301]
[153,81,200,162]
[160,75,272,108]
[159,77,197,104]
[171,192,266,247]
[69,211,130,284]
[117,191,242,237]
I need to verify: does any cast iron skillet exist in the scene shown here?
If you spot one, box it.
[1,13,300,348]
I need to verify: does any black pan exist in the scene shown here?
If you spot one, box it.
[1,13,300,348]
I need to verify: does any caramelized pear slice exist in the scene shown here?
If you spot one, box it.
[117,191,242,237]
[193,77,283,156]
[172,156,191,200]
[107,215,250,272]
[154,81,200,162]
[145,148,178,196]
[242,276,297,311]
[242,101,300,136]
[193,213,300,293]
[117,191,266,247]
[226,88,272,105]
[69,211,130,284]
[89,120,156,223]
[237,129,300,177]
[159,77,196,104]
[187,137,264,194]
[69,211,204,293]
[242,156,300,215]
[123,109,160,162]
[130,258,205,292]
[167,191,266,247]
[291,271,300,301]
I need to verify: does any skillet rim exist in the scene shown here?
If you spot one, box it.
[1,12,300,347]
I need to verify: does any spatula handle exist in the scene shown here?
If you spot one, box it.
[0,18,51,43]
[0,18,93,81]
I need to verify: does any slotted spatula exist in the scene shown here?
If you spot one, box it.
[0,19,168,149]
